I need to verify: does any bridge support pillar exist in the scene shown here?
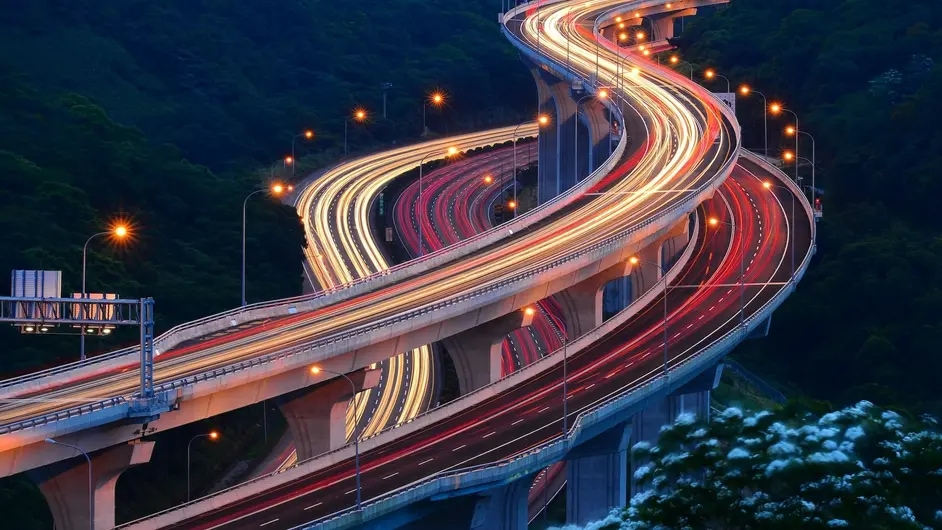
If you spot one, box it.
[556,258,635,338]
[468,472,538,530]
[444,309,535,395]
[630,363,723,495]
[546,80,580,204]
[651,8,696,40]
[565,422,631,526]
[580,98,612,175]
[528,66,560,207]
[748,314,773,339]
[276,369,380,461]
[29,440,154,530]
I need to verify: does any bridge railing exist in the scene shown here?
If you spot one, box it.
[299,152,815,530]
[0,0,741,433]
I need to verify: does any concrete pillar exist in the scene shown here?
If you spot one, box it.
[629,364,722,495]
[29,441,154,530]
[581,98,612,175]
[565,422,631,526]
[528,66,559,207]
[468,472,537,530]
[651,9,696,40]
[276,369,380,461]
[547,81,579,204]
[556,259,635,338]
[443,309,535,395]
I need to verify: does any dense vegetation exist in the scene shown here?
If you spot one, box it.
[0,0,536,526]
[676,0,942,415]
[578,403,942,530]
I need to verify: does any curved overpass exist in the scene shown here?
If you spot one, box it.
[0,0,737,472]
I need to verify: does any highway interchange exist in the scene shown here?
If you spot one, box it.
[0,0,815,529]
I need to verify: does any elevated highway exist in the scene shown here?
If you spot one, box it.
[0,0,813,528]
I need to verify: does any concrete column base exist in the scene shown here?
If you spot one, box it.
[555,259,634,337]
[565,422,631,526]
[443,309,535,395]
[276,369,380,461]
[468,472,537,530]
[29,441,154,530]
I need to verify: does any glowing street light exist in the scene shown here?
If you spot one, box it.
[310,366,363,509]
[187,431,220,502]
[507,200,517,210]
[784,123,817,207]
[242,183,288,306]
[703,69,730,93]
[739,85,769,156]
[483,175,494,185]
[290,131,314,177]
[423,90,446,136]
[80,222,132,361]
[345,108,369,156]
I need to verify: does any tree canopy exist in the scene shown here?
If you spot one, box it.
[566,403,942,530]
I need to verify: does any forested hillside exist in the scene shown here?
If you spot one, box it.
[679,0,942,413]
[0,0,533,171]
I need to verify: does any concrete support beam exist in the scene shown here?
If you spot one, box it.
[747,314,772,340]
[565,422,631,526]
[528,66,559,207]
[443,309,535,395]
[651,8,697,40]
[629,363,722,496]
[29,441,154,530]
[547,81,579,204]
[556,259,635,338]
[275,369,380,461]
[580,98,612,175]
[468,472,537,530]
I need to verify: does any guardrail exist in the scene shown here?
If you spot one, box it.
[115,207,704,530]
[0,0,740,435]
[296,150,815,530]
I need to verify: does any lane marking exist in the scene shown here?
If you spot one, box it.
[383,472,399,480]
[453,444,467,451]
[260,520,280,527]
[304,502,322,511]
[483,432,496,439]
[418,458,434,465]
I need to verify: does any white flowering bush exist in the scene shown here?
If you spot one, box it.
[555,402,942,530]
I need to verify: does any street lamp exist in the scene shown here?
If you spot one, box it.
[483,174,494,185]
[423,91,445,137]
[739,85,769,157]
[574,90,608,183]
[784,124,817,209]
[242,183,288,306]
[291,130,314,177]
[762,181,796,280]
[704,69,730,93]
[80,223,130,361]
[187,431,219,502]
[769,103,801,184]
[417,146,458,256]
[669,56,693,80]
[708,217,746,326]
[512,115,550,210]
[629,256,669,376]
[345,108,368,156]
[44,438,92,530]
[310,366,363,510]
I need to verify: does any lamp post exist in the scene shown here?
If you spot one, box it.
[512,116,549,209]
[291,131,314,178]
[762,181,796,280]
[242,182,287,306]
[573,90,608,183]
[785,126,817,209]
[81,224,129,361]
[630,257,669,375]
[310,367,362,510]
[704,69,731,93]
[345,109,367,156]
[669,56,693,80]
[186,431,219,502]
[739,86,769,157]
[44,438,92,530]
[708,217,746,326]
[770,103,801,184]
[423,91,444,137]
[417,147,458,256]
